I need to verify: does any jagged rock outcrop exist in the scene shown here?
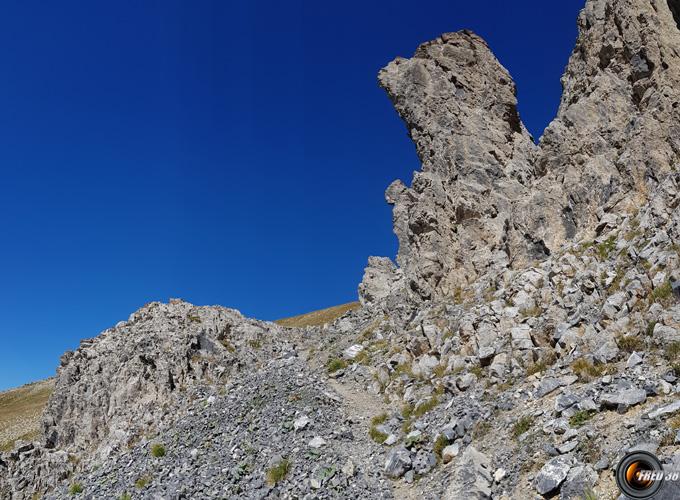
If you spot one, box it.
[362,0,680,304]
[42,300,284,457]
[375,30,538,300]
[524,0,680,251]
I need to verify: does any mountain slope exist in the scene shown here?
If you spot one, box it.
[0,380,53,452]
[4,1,680,499]
[275,302,360,328]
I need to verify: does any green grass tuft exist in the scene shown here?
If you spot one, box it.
[266,458,291,486]
[646,321,658,336]
[68,483,83,495]
[369,426,389,444]
[596,236,617,260]
[413,397,439,418]
[135,476,151,489]
[511,416,534,439]
[371,413,388,426]
[651,281,674,305]
[151,443,166,458]
[665,342,680,362]
[569,410,596,428]
[326,358,348,374]
[571,358,604,382]
[433,434,449,460]
[617,335,644,353]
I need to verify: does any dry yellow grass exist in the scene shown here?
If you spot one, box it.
[275,302,360,328]
[0,379,54,451]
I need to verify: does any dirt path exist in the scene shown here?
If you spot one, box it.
[328,378,422,500]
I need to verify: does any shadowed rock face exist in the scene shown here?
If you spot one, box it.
[362,0,680,304]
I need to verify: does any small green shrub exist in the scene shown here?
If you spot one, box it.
[393,363,414,378]
[151,444,166,458]
[68,483,83,495]
[569,410,596,428]
[512,416,534,439]
[669,415,680,430]
[583,489,598,500]
[187,315,201,323]
[326,358,348,374]
[266,458,291,486]
[120,493,132,500]
[401,403,414,420]
[433,364,448,378]
[354,350,370,365]
[220,339,236,352]
[369,413,390,443]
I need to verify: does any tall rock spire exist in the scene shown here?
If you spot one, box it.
[371,30,537,301]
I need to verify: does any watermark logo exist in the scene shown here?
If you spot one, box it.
[616,451,666,499]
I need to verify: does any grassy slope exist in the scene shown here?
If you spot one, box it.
[275,302,360,328]
[0,379,54,451]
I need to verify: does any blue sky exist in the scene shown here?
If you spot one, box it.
[0,0,584,390]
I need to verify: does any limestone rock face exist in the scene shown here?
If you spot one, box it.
[363,0,680,304]
[41,300,282,457]
[358,256,405,307]
[373,30,537,300]
[525,0,680,251]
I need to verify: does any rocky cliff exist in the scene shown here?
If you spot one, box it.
[3,0,680,499]
[362,0,680,304]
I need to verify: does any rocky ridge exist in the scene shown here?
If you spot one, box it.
[3,0,680,499]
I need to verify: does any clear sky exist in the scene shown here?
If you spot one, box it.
[0,0,585,390]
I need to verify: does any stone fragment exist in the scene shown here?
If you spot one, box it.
[600,388,647,412]
[308,436,327,449]
[444,447,492,499]
[534,455,572,496]
[626,352,643,368]
[412,450,436,475]
[560,464,597,500]
[343,345,365,360]
[441,443,460,463]
[294,415,311,432]
[384,446,412,478]
[648,401,680,419]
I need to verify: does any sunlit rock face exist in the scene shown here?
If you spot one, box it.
[376,30,537,301]
[363,0,680,304]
